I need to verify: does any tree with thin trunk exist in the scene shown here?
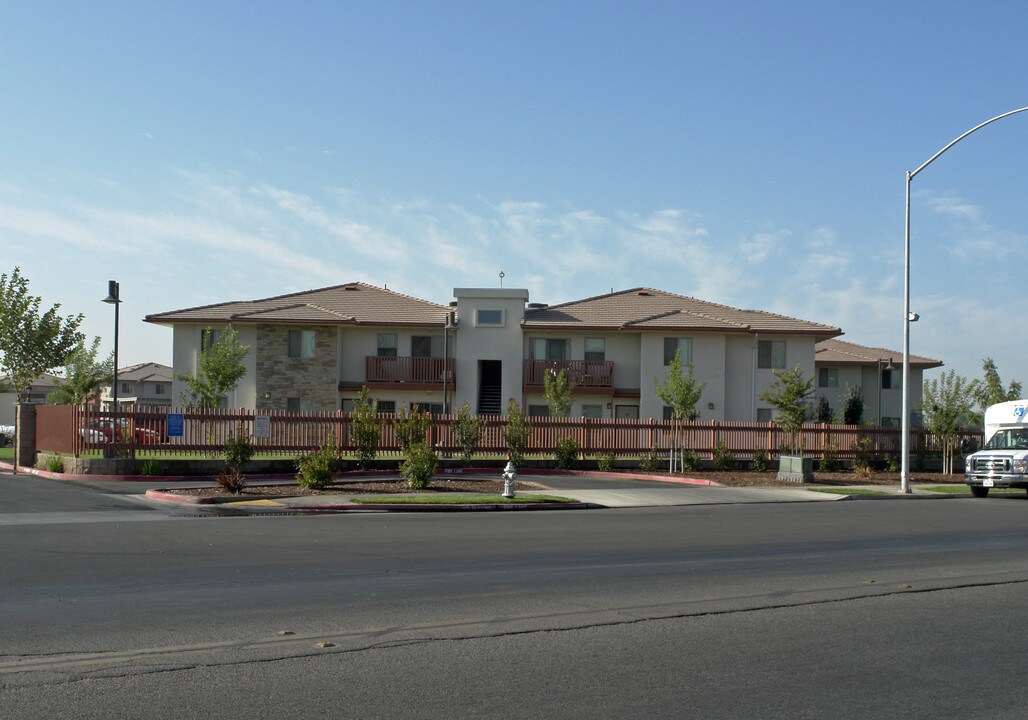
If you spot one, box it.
[759,365,814,455]
[654,349,705,472]
[47,337,114,405]
[922,369,977,474]
[176,327,249,409]
[0,267,84,402]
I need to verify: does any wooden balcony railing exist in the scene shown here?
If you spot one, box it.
[365,356,455,390]
[523,360,615,393]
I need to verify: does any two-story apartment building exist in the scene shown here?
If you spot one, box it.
[147,283,857,422]
[813,339,942,426]
[100,363,174,410]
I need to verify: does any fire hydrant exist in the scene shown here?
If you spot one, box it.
[502,460,517,499]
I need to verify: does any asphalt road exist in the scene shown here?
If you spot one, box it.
[1,472,1027,718]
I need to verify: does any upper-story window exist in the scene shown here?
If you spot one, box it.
[412,336,443,358]
[377,334,398,357]
[530,338,569,361]
[155,384,166,395]
[201,328,222,352]
[476,309,504,326]
[757,340,786,369]
[882,368,901,389]
[120,382,132,394]
[584,338,605,362]
[288,329,316,359]
[663,337,693,366]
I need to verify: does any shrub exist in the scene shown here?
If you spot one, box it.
[40,454,64,473]
[819,440,839,472]
[451,402,486,461]
[852,435,874,473]
[554,437,579,469]
[712,441,736,471]
[401,442,438,490]
[138,459,164,476]
[350,387,382,469]
[503,399,531,466]
[885,453,900,473]
[681,449,701,471]
[224,432,255,472]
[639,449,661,472]
[393,406,431,453]
[596,453,616,472]
[216,468,247,494]
[751,449,769,472]
[296,439,338,489]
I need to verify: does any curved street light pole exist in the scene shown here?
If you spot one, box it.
[901,106,1028,493]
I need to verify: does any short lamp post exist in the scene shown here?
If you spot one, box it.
[902,105,1028,494]
[102,281,121,416]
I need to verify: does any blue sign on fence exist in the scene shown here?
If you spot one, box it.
[167,413,184,437]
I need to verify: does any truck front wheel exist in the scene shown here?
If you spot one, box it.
[970,486,990,498]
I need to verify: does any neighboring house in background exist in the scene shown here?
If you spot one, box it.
[0,374,60,426]
[813,339,943,427]
[99,363,174,410]
[146,283,850,422]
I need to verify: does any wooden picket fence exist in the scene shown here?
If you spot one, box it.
[35,404,984,461]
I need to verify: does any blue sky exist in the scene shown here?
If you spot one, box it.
[2,1,1026,391]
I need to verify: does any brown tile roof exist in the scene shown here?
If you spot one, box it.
[815,339,943,368]
[523,288,842,336]
[145,283,450,327]
[116,363,173,382]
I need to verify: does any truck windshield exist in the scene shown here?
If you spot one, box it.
[985,430,1028,450]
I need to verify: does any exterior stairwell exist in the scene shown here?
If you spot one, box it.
[478,385,502,415]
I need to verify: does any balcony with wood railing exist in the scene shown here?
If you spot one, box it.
[364,356,455,391]
[523,360,615,395]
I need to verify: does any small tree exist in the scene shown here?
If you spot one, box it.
[218,431,255,494]
[393,405,431,453]
[843,386,864,425]
[922,369,977,474]
[543,366,576,417]
[47,337,114,405]
[0,267,84,402]
[654,349,705,472]
[349,387,382,469]
[759,365,814,455]
[503,399,531,466]
[814,396,834,424]
[401,442,438,489]
[451,402,486,462]
[177,327,249,409]
[972,358,1022,425]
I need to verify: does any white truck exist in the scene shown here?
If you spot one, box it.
[964,399,1028,497]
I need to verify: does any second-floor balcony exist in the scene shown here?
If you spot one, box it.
[365,356,455,391]
[523,360,615,394]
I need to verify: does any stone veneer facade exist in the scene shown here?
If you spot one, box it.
[255,325,339,411]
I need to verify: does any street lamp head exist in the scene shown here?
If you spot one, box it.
[907,311,919,322]
[102,280,120,305]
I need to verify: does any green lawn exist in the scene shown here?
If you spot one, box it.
[349,493,577,505]
[0,447,13,462]
[924,485,1026,495]
[808,487,891,496]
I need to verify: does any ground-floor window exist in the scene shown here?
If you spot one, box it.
[528,404,550,417]
[614,405,639,419]
[581,404,603,418]
[756,408,772,422]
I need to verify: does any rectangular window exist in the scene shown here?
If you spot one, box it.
[756,408,773,422]
[614,405,639,419]
[662,406,674,421]
[818,368,839,388]
[376,400,396,414]
[530,338,569,361]
[882,369,901,389]
[201,328,222,351]
[411,336,434,358]
[121,382,132,394]
[377,334,398,357]
[155,384,166,395]
[757,340,786,369]
[411,402,444,415]
[528,405,550,417]
[581,404,603,419]
[664,337,693,366]
[476,309,504,326]
[584,338,605,362]
[286,398,315,413]
[288,329,316,358]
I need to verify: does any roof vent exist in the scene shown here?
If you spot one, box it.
[637,291,651,296]
[527,302,548,309]
[343,284,359,291]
